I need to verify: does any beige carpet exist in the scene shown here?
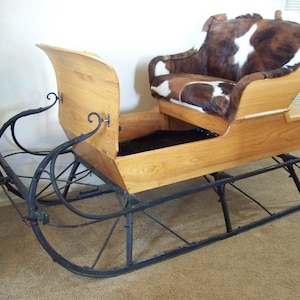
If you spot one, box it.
[1,156,300,299]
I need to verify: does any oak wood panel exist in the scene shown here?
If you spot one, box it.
[116,113,300,193]
[36,44,120,160]
[64,129,127,191]
[119,104,168,142]
[159,100,229,134]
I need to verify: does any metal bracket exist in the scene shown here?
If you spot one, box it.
[27,208,50,225]
[102,113,110,127]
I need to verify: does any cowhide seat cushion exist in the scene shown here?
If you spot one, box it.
[149,12,300,121]
[150,73,236,116]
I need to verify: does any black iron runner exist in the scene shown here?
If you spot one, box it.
[1,94,300,278]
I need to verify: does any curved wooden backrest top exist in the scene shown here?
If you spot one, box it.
[36,44,120,159]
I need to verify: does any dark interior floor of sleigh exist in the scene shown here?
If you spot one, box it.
[118,127,219,156]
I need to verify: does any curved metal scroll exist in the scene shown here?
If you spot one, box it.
[0,92,60,155]
[27,112,106,219]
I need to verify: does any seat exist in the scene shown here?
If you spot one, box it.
[148,11,300,132]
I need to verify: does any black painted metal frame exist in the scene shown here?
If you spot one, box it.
[1,93,300,278]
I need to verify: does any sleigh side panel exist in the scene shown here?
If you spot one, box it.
[115,111,300,193]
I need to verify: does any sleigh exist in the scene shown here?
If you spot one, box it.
[1,12,300,277]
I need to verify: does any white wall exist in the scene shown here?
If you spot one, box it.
[0,0,282,198]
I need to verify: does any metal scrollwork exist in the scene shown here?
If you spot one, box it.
[0,92,60,155]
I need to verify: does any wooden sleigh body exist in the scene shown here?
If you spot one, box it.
[35,43,300,194]
[1,12,300,278]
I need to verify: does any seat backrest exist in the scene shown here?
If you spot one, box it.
[36,44,120,159]
[204,14,300,81]
[149,13,300,84]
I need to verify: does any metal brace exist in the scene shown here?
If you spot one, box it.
[26,208,50,225]
[102,113,110,127]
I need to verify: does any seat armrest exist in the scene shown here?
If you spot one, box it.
[234,67,300,120]
[159,100,229,134]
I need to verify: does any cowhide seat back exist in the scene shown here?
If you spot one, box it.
[149,11,300,121]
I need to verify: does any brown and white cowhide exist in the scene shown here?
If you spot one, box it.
[149,12,300,120]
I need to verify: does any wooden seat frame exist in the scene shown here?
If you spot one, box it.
[36,44,300,194]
